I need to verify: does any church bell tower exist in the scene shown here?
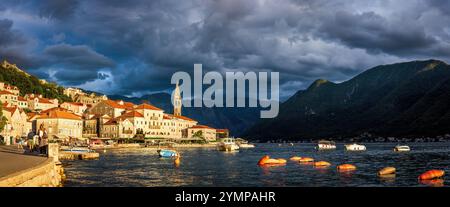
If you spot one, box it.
[173,81,182,116]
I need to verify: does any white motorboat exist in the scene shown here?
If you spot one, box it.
[235,138,255,148]
[394,145,410,152]
[238,143,255,148]
[217,138,240,151]
[345,143,366,151]
[316,140,336,150]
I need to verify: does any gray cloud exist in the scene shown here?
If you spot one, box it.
[44,44,115,69]
[38,0,79,20]
[1,0,450,98]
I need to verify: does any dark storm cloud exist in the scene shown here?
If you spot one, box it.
[0,18,42,69]
[53,69,102,85]
[2,0,450,97]
[41,44,115,85]
[38,0,79,20]
[316,11,441,56]
[0,19,26,47]
[44,44,115,69]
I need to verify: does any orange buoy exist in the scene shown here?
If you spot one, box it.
[337,164,356,171]
[418,170,445,180]
[299,157,314,162]
[174,155,181,166]
[258,155,270,165]
[314,161,331,167]
[378,167,396,176]
[258,155,287,165]
[290,156,302,161]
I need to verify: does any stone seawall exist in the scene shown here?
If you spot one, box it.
[0,158,64,187]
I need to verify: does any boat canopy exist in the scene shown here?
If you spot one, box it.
[318,140,335,145]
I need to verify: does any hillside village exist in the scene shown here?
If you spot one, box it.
[0,60,229,145]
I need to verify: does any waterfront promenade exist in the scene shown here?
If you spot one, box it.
[0,145,47,178]
[0,145,63,187]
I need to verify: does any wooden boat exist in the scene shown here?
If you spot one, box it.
[316,140,336,150]
[217,138,240,151]
[394,145,410,152]
[345,143,366,151]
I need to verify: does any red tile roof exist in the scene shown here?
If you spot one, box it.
[103,118,119,125]
[104,100,134,109]
[190,125,214,129]
[3,106,18,113]
[216,129,229,133]
[18,96,27,101]
[63,102,85,106]
[37,97,55,104]
[163,114,172,120]
[0,90,15,95]
[135,103,163,111]
[37,107,81,120]
[117,110,144,118]
[174,115,196,122]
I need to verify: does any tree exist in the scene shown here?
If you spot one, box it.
[192,130,207,143]
[0,102,8,133]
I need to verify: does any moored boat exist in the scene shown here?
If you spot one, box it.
[217,138,240,151]
[316,140,336,150]
[158,149,179,157]
[157,141,179,157]
[60,146,94,153]
[345,143,366,151]
[394,145,410,152]
[235,138,255,148]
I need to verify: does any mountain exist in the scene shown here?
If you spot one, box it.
[108,93,261,136]
[244,59,450,141]
[0,60,71,102]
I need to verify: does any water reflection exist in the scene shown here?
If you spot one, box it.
[419,179,445,187]
[63,142,450,187]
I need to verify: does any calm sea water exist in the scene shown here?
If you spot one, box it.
[63,142,449,187]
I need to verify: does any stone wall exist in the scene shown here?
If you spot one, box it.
[0,158,64,187]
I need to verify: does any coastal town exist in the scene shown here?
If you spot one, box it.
[0,60,229,148]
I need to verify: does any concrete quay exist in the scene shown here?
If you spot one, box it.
[0,145,64,187]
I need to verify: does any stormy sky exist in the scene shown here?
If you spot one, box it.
[1,0,449,100]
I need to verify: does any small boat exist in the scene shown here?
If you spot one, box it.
[217,138,240,151]
[316,140,336,150]
[345,143,366,151]
[157,141,179,157]
[235,138,255,148]
[394,145,410,152]
[60,146,93,153]
[158,149,179,157]
[238,143,255,148]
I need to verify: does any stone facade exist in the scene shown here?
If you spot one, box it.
[35,108,83,140]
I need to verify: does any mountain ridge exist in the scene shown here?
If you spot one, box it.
[244,59,450,141]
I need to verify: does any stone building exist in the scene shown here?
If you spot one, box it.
[88,99,135,118]
[25,94,58,111]
[35,107,83,140]
[60,102,87,115]
[1,106,31,140]
[184,125,217,142]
